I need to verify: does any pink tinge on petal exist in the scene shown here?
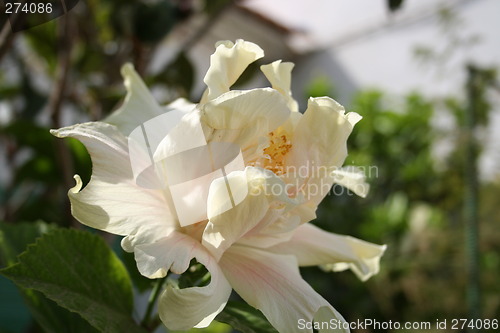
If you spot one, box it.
[269,223,386,281]
[136,231,232,330]
[220,246,349,333]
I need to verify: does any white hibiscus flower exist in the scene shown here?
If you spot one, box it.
[51,39,386,333]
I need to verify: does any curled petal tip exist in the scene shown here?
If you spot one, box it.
[215,40,234,48]
[347,112,362,126]
[120,63,135,78]
[70,175,83,194]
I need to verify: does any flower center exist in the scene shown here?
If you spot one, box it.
[262,128,292,175]
[181,220,208,242]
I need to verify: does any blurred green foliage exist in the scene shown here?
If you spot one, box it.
[306,87,500,329]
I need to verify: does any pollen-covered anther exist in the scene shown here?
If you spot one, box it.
[263,129,292,175]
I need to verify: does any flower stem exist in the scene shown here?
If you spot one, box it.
[141,276,166,330]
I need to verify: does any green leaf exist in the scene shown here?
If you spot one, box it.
[1,228,146,333]
[0,221,53,267]
[0,221,98,333]
[21,288,100,333]
[216,301,278,333]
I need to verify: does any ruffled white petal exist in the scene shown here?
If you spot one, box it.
[163,97,197,114]
[202,167,299,260]
[202,88,289,135]
[332,166,370,198]
[202,39,264,102]
[50,122,175,241]
[269,223,386,281]
[219,245,349,333]
[285,97,361,205]
[139,231,231,330]
[237,209,301,249]
[261,60,299,112]
[201,88,290,160]
[105,64,165,136]
[134,231,198,278]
